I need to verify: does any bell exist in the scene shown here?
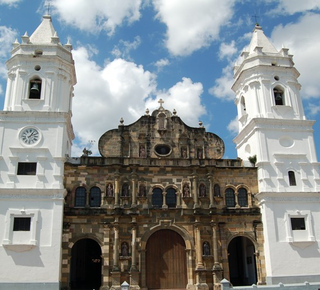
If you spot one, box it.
[275,92,282,101]
[30,83,39,93]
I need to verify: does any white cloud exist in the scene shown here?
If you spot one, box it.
[0,0,21,6]
[271,13,320,99]
[71,47,206,156]
[153,0,235,56]
[272,0,320,15]
[0,26,18,94]
[209,65,234,101]
[227,117,238,135]
[71,46,156,156]
[52,0,142,34]
[219,40,237,60]
[146,77,206,126]
[111,36,141,60]
[154,58,170,70]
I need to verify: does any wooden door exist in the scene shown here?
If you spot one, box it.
[146,229,187,289]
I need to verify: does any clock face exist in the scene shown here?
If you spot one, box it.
[21,128,40,145]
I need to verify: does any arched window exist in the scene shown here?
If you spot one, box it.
[89,186,101,207]
[240,96,246,114]
[288,171,297,186]
[166,188,176,208]
[75,187,86,207]
[152,188,163,208]
[238,188,248,207]
[273,86,284,105]
[29,78,42,99]
[225,188,235,207]
[122,183,129,197]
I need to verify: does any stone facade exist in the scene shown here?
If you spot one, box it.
[61,105,264,289]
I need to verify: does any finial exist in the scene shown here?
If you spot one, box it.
[145,108,149,116]
[173,109,177,115]
[45,1,51,15]
[158,98,164,109]
[120,117,124,125]
[199,121,204,128]
[252,14,260,27]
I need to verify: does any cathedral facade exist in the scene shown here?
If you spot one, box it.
[0,15,319,290]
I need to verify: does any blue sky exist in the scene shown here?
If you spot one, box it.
[0,0,320,159]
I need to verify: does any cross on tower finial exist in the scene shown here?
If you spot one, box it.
[158,98,164,108]
[252,14,260,26]
[45,1,51,15]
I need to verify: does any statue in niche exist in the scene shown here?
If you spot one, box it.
[197,148,203,159]
[121,242,129,256]
[203,241,210,256]
[139,184,146,197]
[106,183,113,197]
[181,147,187,158]
[214,184,221,197]
[199,184,206,197]
[183,183,190,197]
[139,144,146,158]
[122,183,129,197]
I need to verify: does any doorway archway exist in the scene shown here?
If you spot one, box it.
[70,238,102,289]
[228,236,257,286]
[146,229,187,289]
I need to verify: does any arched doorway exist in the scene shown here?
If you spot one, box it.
[228,236,257,286]
[146,229,187,289]
[70,238,102,289]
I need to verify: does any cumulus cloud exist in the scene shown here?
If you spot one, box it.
[0,26,18,94]
[51,0,142,34]
[153,0,235,56]
[219,40,238,60]
[209,65,235,101]
[71,46,156,155]
[271,13,320,99]
[271,0,320,15]
[227,117,238,135]
[145,77,206,126]
[71,47,206,156]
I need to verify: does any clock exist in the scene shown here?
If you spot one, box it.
[20,127,40,145]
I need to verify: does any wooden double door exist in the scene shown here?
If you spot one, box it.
[146,229,187,289]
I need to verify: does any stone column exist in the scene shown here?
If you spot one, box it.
[193,174,199,208]
[131,174,137,207]
[176,191,181,208]
[162,190,168,209]
[211,221,223,288]
[114,174,120,207]
[111,224,121,289]
[113,225,120,271]
[195,221,208,290]
[130,221,140,289]
[207,173,214,208]
[195,223,204,269]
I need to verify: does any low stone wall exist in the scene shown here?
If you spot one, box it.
[221,279,320,290]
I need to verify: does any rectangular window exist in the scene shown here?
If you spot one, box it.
[17,162,37,175]
[291,217,306,230]
[13,217,31,231]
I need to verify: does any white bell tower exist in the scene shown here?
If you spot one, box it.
[0,15,76,289]
[233,24,320,284]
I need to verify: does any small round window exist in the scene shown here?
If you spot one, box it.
[155,144,171,156]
